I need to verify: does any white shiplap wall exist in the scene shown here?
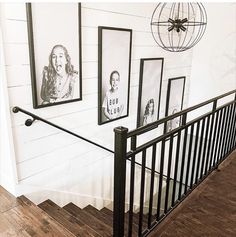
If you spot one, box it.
[1,3,193,206]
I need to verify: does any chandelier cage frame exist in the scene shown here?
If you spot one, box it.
[151,3,207,52]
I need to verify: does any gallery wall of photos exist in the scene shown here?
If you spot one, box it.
[1,3,192,190]
[25,3,187,128]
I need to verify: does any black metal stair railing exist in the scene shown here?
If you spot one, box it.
[13,106,168,182]
[113,89,236,237]
[12,89,236,237]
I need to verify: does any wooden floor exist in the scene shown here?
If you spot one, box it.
[0,186,74,236]
[150,151,236,237]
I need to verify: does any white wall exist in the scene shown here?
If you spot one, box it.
[0,2,194,205]
[0,24,18,194]
[189,3,236,112]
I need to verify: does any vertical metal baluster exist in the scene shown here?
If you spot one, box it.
[229,102,236,151]
[190,121,200,189]
[227,103,236,153]
[225,104,234,155]
[232,102,236,148]
[200,115,210,179]
[195,118,206,183]
[147,143,157,229]
[213,108,224,167]
[208,110,220,170]
[164,135,174,213]
[204,112,215,175]
[219,106,229,161]
[156,139,165,220]
[222,105,232,157]
[233,93,236,148]
[216,107,226,164]
[138,150,147,237]
[233,98,236,148]
[178,127,188,200]
[222,105,232,158]
[128,136,136,237]
[171,130,182,207]
[184,124,194,194]
[207,100,217,171]
[222,105,231,159]
[225,104,232,155]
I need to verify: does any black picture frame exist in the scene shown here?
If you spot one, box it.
[26,3,82,109]
[98,26,132,125]
[165,76,186,133]
[136,58,164,128]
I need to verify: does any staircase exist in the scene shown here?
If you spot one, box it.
[10,90,236,237]
[12,195,155,237]
[14,180,181,237]
[37,198,158,237]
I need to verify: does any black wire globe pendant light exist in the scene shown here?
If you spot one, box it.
[151,3,207,52]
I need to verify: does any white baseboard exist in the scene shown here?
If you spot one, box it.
[15,183,113,210]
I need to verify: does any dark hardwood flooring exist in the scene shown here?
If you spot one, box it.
[149,151,236,237]
[0,186,74,236]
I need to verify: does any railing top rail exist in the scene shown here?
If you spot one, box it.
[126,99,235,158]
[127,89,236,138]
[12,106,114,154]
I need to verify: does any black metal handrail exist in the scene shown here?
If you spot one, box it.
[13,106,169,184]
[127,89,236,137]
[12,106,114,154]
[13,106,169,176]
[126,99,235,159]
[113,89,236,237]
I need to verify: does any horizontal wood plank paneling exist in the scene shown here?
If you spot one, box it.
[2,20,28,44]
[1,3,26,20]
[83,3,156,17]
[2,3,193,193]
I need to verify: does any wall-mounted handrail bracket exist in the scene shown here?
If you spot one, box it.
[25,118,36,127]
[12,106,20,113]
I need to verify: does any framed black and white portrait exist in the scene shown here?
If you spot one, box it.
[26,3,82,108]
[137,58,164,128]
[165,76,186,132]
[98,26,132,125]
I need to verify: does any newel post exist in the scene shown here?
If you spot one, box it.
[113,126,128,237]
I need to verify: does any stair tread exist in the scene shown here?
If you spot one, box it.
[64,203,112,237]
[99,207,138,236]
[83,205,113,228]
[38,199,100,237]
[124,212,140,235]
[100,207,113,217]
[5,195,75,237]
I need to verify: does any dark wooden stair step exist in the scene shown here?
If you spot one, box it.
[83,205,139,236]
[131,212,140,226]
[124,212,140,236]
[132,211,155,226]
[100,207,113,217]
[12,196,75,237]
[125,210,158,235]
[100,207,138,236]
[83,205,113,227]
[38,199,100,237]
[64,203,112,237]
